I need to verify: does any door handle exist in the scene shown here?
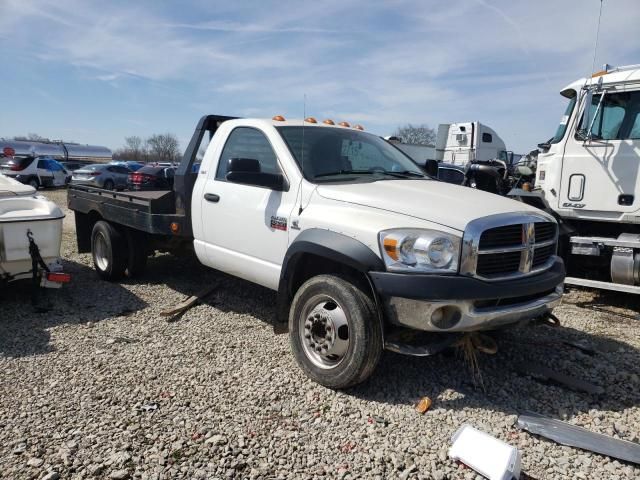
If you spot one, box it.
[204,193,220,203]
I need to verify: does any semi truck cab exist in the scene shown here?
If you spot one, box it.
[529,64,640,292]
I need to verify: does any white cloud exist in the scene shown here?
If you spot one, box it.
[1,0,639,151]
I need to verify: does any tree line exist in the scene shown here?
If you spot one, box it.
[113,134,181,163]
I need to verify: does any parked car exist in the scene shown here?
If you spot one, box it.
[71,164,130,190]
[127,165,175,190]
[110,160,145,171]
[61,161,88,172]
[0,155,71,189]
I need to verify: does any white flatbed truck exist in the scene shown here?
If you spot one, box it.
[68,114,565,388]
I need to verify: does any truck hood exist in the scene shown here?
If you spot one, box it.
[316,180,541,232]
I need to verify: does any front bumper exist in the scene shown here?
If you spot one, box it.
[371,258,565,332]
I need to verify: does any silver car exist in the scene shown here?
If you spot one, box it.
[71,164,130,190]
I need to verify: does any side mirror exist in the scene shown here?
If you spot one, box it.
[227,157,260,173]
[226,157,287,191]
[425,159,439,178]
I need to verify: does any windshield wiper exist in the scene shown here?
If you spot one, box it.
[383,170,425,178]
[314,169,424,179]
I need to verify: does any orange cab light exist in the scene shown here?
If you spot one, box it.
[522,182,532,192]
[354,124,364,131]
[338,121,350,127]
[383,237,399,261]
[304,117,317,124]
[170,222,180,234]
[322,119,335,125]
[591,70,608,78]
[272,115,286,121]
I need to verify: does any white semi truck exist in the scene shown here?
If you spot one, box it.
[514,64,640,293]
[388,122,515,167]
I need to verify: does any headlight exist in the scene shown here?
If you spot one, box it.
[379,228,460,273]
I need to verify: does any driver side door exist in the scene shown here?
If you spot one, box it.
[198,126,296,290]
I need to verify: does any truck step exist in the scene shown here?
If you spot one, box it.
[564,277,640,294]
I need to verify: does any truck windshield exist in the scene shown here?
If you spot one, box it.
[277,126,425,182]
[550,90,577,144]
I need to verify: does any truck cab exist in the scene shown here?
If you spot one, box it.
[69,114,565,388]
[532,65,640,292]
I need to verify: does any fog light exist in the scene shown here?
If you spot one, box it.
[431,306,462,329]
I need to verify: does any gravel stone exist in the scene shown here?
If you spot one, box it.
[0,189,639,480]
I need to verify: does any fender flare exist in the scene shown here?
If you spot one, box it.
[274,229,385,331]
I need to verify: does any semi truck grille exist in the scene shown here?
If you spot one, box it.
[462,214,558,280]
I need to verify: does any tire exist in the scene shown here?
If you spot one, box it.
[91,221,127,280]
[103,180,115,190]
[28,178,39,190]
[289,274,382,389]
[124,228,148,277]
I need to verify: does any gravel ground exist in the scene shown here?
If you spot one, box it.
[1,188,639,480]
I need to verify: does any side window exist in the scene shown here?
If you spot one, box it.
[50,162,62,171]
[578,91,640,140]
[216,127,278,180]
[117,166,129,174]
[37,159,47,169]
[165,168,175,178]
[482,133,493,143]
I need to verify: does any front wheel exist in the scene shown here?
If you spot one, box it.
[28,178,39,190]
[103,180,114,190]
[289,274,382,389]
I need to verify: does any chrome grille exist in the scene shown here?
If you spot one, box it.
[461,213,558,281]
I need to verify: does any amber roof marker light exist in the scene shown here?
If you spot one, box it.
[272,115,286,121]
[304,117,317,124]
[322,119,335,125]
[354,124,364,131]
[338,121,350,127]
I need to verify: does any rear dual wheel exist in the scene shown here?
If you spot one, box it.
[289,274,382,389]
[91,221,147,280]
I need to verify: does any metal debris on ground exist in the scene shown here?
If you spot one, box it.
[137,402,159,413]
[160,284,217,318]
[449,424,521,480]
[415,396,432,414]
[517,412,640,465]
[513,363,604,395]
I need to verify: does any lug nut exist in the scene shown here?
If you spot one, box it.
[326,325,332,331]
[304,333,311,339]
[316,347,322,352]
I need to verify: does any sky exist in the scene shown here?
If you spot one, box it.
[1,0,639,154]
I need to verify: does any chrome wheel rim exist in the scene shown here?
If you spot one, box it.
[299,294,350,369]
[94,233,109,271]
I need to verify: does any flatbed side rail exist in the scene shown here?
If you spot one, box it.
[67,185,190,237]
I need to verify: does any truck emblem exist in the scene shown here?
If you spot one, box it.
[270,216,287,231]
[520,223,536,273]
[562,202,585,209]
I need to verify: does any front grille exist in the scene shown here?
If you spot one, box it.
[477,251,521,276]
[532,243,555,268]
[479,224,522,249]
[535,223,555,243]
[464,217,557,280]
